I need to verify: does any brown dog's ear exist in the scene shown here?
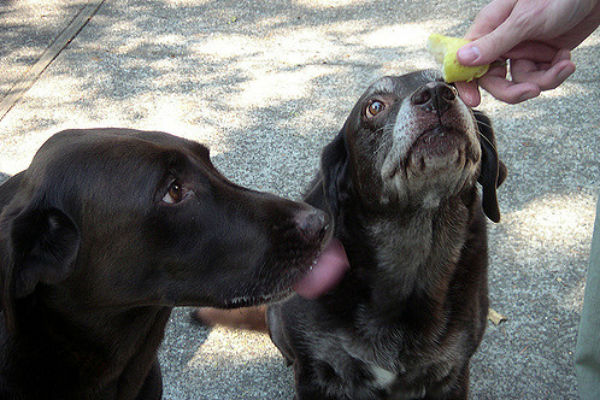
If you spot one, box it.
[1,206,80,331]
[473,110,507,223]
[320,127,352,218]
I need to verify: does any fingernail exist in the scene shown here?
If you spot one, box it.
[557,66,574,82]
[518,91,538,102]
[457,45,480,65]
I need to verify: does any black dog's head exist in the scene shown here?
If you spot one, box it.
[0,129,331,331]
[322,70,506,222]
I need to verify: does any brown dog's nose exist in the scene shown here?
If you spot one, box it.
[411,82,456,114]
[295,208,330,243]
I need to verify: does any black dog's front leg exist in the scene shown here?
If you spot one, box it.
[134,360,163,400]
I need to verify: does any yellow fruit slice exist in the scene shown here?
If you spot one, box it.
[427,34,490,83]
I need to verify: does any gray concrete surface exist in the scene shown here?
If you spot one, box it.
[0,0,90,99]
[1,0,598,398]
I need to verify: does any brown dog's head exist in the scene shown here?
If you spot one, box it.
[322,70,506,222]
[0,129,331,332]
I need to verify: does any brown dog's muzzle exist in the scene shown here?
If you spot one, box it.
[410,81,457,115]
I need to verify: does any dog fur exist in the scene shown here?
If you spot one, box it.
[0,128,331,400]
[266,70,506,400]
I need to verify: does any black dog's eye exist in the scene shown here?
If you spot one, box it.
[366,100,385,118]
[162,180,184,204]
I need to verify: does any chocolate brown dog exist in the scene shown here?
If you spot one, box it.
[270,70,505,399]
[195,70,506,399]
[0,129,337,400]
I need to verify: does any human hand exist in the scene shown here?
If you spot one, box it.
[455,0,600,107]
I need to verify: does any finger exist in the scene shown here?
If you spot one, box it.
[504,41,564,63]
[479,75,541,104]
[511,58,576,90]
[465,0,518,40]
[522,48,572,74]
[455,81,481,107]
[545,60,576,89]
[551,48,572,65]
[455,62,506,107]
[486,62,509,78]
[459,9,539,66]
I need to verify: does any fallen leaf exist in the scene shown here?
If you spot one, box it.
[488,308,507,325]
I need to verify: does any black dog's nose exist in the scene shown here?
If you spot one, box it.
[411,82,456,114]
[295,208,330,243]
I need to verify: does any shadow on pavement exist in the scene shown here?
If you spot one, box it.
[0,172,10,184]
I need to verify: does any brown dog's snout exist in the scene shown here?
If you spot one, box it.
[411,82,456,114]
[294,208,330,243]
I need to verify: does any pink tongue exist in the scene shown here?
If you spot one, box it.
[293,238,350,299]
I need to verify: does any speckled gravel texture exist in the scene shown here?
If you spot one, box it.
[1,0,598,399]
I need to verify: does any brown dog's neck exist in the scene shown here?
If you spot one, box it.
[4,301,171,399]
[339,190,479,311]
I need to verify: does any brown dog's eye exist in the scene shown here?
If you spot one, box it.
[162,181,184,204]
[366,100,385,118]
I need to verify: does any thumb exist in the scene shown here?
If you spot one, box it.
[458,20,528,66]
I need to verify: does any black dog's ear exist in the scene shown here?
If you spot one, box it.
[9,207,80,297]
[320,127,352,218]
[473,110,507,223]
[1,206,80,331]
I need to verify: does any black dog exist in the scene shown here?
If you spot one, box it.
[264,70,506,400]
[0,128,335,400]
